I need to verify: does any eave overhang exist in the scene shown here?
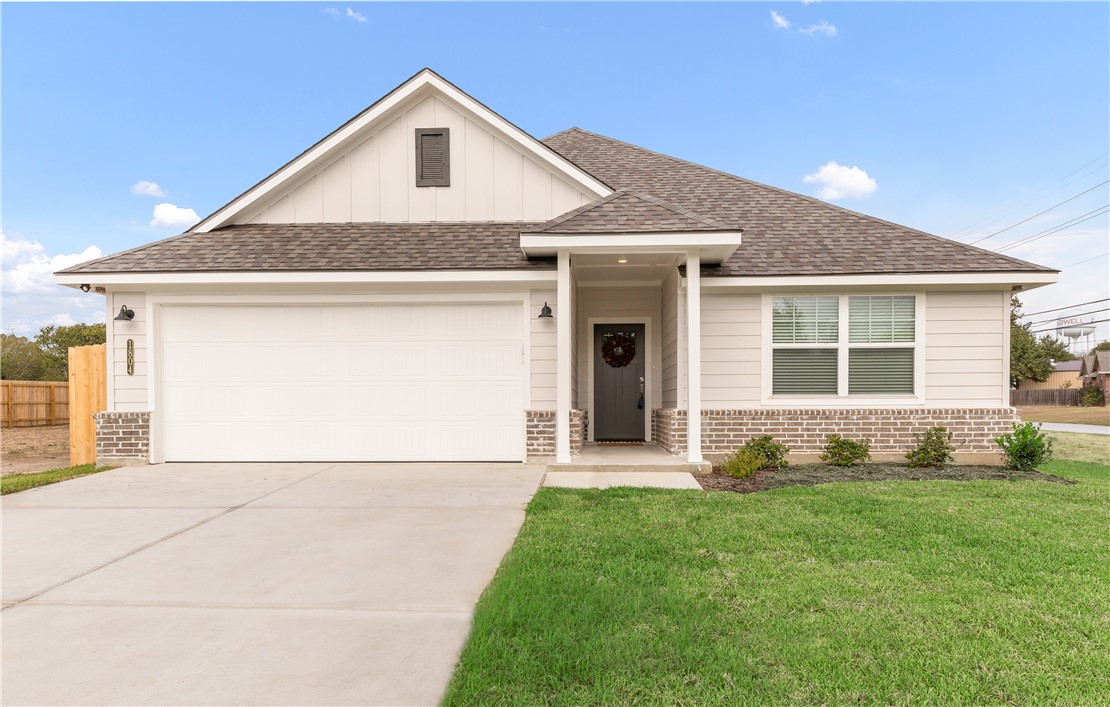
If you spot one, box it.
[519,231,743,263]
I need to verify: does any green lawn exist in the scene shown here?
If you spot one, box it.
[447,461,1110,704]
[1,464,115,495]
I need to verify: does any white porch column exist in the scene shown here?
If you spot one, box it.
[556,250,572,464]
[686,250,703,463]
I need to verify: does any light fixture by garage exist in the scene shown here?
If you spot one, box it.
[538,302,553,318]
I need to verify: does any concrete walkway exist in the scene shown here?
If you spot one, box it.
[1040,422,1110,435]
[2,462,545,706]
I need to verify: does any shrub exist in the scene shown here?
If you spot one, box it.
[905,426,956,468]
[820,434,872,467]
[720,448,766,479]
[742,435,790,469]
[1080,385,1106,407]
[996,422,1053,471]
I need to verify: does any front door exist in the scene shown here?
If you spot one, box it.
[594,323,646,441]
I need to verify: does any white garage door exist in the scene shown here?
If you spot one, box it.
[160,303,525,461]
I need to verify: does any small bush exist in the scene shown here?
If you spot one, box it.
[820,434,872,467]
[720,448,767,479]
[905,426,956,468]
[996,422,1053,471]
[1080,385,1105,407]
[742,435,790,469]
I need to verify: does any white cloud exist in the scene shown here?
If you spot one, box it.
[770,10,791,29]
[803,162,878,200]
[1,230,105,337]
[130,180,167,197]
[150,203,200,229]
[802,0,821,5]
[800,20,838,37]
[323,7,366,23]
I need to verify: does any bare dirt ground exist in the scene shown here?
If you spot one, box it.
[1,425,70,475]
[1018,406,1110,426]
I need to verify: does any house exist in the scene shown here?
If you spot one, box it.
[56,69,1058,466]
[1080,351,1110,404]
[1017,359,1082,391]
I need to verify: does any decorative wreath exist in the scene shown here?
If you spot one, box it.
[602,332,637,368]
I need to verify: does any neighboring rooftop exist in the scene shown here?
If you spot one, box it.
[1056,360,1083,372]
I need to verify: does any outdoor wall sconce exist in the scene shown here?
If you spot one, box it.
[79,283,91,292]
[538,302,553,318]
[114,305,135,321]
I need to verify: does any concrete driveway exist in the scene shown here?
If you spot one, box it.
[2,462,545,706]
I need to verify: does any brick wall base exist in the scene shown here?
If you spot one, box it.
[94,411,150,465]
[526,410,587,461]
[652,408,1018,463]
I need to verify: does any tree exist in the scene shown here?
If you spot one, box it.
[1091,341,1110,355]
[34,323,106,381]
[0,334,47,380]
[1010,296,1069,388]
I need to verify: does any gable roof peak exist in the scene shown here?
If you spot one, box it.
[530,188,741,235]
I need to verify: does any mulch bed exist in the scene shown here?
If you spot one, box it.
[693,463,1074,494]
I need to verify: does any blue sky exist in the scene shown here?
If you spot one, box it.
[3,2,1108,348]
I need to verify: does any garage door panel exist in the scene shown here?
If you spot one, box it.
[160,303,525,461]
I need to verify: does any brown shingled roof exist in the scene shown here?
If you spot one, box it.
[530,190,739,234]
[59,223,553,273]
[542,128,1054,276]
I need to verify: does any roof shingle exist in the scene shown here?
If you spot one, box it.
[530,190,738,234]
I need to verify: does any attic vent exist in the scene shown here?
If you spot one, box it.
[415,128,450,187]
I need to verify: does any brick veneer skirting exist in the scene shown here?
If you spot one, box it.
[652,408,1019,458]
[94,411,150,465]
[526,410,587,460]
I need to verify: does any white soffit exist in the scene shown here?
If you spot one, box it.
[191,69,612,233]
[519,232,743,264]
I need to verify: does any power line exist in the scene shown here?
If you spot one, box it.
[1019,297,1110,317]
[1059,252,1109,269]
[1027,306,1110,328]
[1028,317,1110,335]
[967,180,1109,245]
[994,206,1110,253]
[948,154,1109,239]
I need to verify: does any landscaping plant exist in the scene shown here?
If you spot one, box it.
[905,426,956,468]
[720,448,766,479]
[820,434,872,467]
[996,422,1054,471]
[1079,385,1106,407]
[742,435,790,468]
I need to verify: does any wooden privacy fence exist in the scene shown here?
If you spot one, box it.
[1010,388,1083,406]
[1,380,69,427]
[68,344,107,466]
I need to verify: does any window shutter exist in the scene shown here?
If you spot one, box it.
[415,128,450,187]
[773,349,838,395]
[848,348,914,394]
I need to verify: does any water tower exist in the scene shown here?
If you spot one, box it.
[1056,317,1095,355]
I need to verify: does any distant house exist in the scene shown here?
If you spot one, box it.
[1017,359,1082,391]
[1080,351,1110,404]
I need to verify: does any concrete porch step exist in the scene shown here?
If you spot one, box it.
[546,461,711,474]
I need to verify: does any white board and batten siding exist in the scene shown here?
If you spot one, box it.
[241,95,595,226]
[158,302,526,462]
[924,291,1008,407]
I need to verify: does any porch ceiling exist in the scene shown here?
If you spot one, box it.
[572,253,680,284]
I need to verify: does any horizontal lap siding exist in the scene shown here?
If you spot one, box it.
[925,291,1007,406]
[110,293,148,412]
[531,289,557,410]
[661,268,679,408]
[700,294,761,406]
[576,286,663,412]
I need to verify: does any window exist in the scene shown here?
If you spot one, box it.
[771,295,918,397]
[415,128,450,186]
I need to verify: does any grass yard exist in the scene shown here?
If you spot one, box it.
[447,461,1110,704]
[0,464,115,495]
[1019,405,1110,426]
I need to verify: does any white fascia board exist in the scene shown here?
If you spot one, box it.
[698,271,1058,291]
[519,232,742,263]
[193,71,609,233]
[55,270,557,288]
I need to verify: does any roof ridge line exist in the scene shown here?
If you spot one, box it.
[550,128,1052,273]
[620,190,739,231]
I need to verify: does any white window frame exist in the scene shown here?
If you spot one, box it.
[760,292,926,407]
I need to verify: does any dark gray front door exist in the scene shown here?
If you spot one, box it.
[594,323,646,441]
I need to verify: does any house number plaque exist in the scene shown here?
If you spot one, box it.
[126,339,135,376]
